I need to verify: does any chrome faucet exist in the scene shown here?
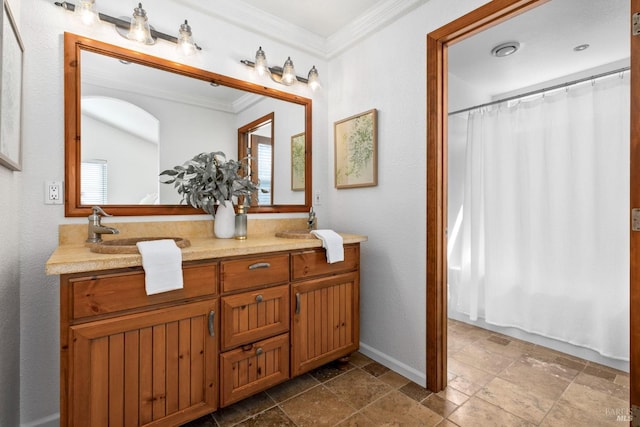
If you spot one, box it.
[307,207,317,231]
[86,206,119,243]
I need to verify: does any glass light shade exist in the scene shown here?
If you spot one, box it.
[127,3,154,45]
[307,66,321,91]
[75,0,97,26]
[254,47,268,76]
[281,57,297,86]
[177,20,197,56]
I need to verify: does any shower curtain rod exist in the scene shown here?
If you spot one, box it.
[448,66,630,116]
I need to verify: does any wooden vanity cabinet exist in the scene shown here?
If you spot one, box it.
[290,245,360,376]
[57,243,361,425]
[60,262,219,427]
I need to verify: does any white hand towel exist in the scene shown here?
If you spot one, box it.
[136,239,184,295]
[310,229,344,263]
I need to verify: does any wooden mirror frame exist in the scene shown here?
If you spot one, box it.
[64,32,312,217]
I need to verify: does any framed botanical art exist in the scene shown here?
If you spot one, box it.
[0,0,24,171]
[291,132,305,191]
[334,109,377,189]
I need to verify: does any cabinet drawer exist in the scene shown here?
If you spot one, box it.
[71,263,218,320]
[220,334,289,407]
[291,244,359,280]
[221,284,289,351]
[220,254,289,293]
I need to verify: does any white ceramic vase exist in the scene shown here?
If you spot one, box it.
[214,200,235,239]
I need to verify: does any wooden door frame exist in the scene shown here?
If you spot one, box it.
[426,1,638,414]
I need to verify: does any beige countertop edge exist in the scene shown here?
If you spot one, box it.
[46,234,368,276]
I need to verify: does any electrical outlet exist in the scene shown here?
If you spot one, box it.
[45,181,63,205]
[314,190,322,205]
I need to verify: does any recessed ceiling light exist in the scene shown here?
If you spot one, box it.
[574,44,590,52]
[491,41,520,58]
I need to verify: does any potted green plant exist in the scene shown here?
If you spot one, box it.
[160,151,257,238]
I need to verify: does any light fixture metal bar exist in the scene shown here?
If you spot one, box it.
[240,59,309,84]
[54,1,201,50]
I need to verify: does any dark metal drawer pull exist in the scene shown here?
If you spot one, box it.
[248,262,271,270]
[256,294,263,303]
[256,347,264,356]
[208,311,215,337]
[295,292,301,315]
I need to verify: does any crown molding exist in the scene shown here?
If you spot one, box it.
[173,0,430,59]
[173,0,326,57]
[326,0,430,58]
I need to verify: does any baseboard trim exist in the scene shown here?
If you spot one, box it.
[359,342,426,387]
[20,413,59,427]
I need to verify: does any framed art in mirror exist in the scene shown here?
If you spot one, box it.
[291,132,305,191]
[0,0,24,171]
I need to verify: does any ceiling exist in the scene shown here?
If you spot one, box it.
[448,0,629,103]
[236,0,382,38]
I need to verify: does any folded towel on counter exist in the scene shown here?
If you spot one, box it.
[310,229,344,263]
[136,239,184,295]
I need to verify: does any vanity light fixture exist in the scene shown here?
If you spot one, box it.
[177,20,198,56]
[241,46,321,91]
[254,46,269,76]
[307,66,321,91]
[281,57,297,85]
[126,3,153,45]
[74,0,97,26]
[54,1,202,53]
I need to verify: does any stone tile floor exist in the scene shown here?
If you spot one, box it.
[183,319,631,426]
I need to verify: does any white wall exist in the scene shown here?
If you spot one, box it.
[83,82,239,205]
[0,1,21,417]
[326,0,490,384]
[1,2,23,426]
[0,162,21,427]
[82,114,160,204]
[448,71,493,113]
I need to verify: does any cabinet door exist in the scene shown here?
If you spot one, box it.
[69,300,218,427]
[291,272,360,376]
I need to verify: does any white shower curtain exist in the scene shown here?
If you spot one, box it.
[449,73,630,360]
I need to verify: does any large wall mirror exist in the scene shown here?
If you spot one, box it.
[64,32,312,217]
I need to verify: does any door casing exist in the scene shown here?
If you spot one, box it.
[425,0,638,413]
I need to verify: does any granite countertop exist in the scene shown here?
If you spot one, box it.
[46,219,367,276]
